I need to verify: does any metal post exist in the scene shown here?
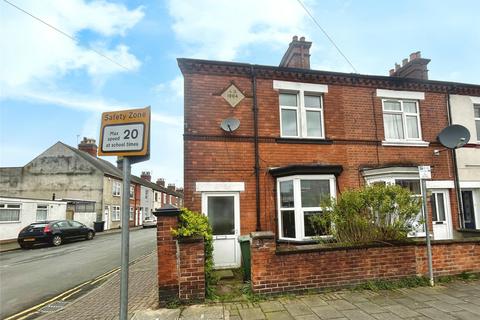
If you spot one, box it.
[120,157,131,320]
[421,179,434,286]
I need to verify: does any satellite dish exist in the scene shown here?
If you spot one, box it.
[220,118,240,133]
[437,124,470,149]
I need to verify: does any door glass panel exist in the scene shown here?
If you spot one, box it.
[431,195,438,222]
[301,180,330,207]
[436,193,446,222]
[280,181,294,208]
[207,196,235,235]
[281,210,295,238]
[462,191,475,227]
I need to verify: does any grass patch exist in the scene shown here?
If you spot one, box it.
[353,277,430,291]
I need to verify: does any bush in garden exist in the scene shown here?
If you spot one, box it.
[171,208,215,297]
[309,184,421,244]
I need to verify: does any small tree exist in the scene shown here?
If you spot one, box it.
[309,184,421,244]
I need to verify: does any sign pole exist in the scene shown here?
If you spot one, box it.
[420,178,434,287]
[119,156,131,320]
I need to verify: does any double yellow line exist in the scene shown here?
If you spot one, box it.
[5,251,155,320]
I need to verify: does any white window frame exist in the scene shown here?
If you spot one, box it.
[129,206,134,220]
[112,181,121,197]
[112,205,121,221]
[274,80,327,139]
[36,204,48,221]
[474,104,480,142]
[382,99,423,142]
[277,174,336,241]
[130,185,135,199]
[0,203,21,223]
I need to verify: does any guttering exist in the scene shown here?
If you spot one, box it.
[446,92,464,228]
[251,65,261,232]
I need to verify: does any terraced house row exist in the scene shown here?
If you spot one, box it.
[179,36,480,268]
[0,138,183,241]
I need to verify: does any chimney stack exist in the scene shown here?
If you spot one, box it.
[279,35,312,69]
[78,137,98,157]
[167,183,176,192]
[141,171,151,181]
[156,178,165,187]
[389,51,430,80]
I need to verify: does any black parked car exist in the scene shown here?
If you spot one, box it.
[18,220,95,249]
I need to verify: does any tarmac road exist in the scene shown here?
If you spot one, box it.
[0,227,157,319]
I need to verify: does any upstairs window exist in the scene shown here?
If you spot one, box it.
[279,93,324,138]
[112,181,121,197]
[130,186,135,199]
[274,80,328,139]
[474,105,480,141]
[382,99,422,141]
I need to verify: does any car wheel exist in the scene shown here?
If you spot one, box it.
[86,231,94,240]
[20,243,32,249]
[52,235,62,246]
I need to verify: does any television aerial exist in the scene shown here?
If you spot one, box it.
[437,124,470,149]
[220,118,240,133]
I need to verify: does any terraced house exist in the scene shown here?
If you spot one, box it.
[179,36,480,268]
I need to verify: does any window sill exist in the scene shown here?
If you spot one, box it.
[0,221,21,224]
[382,140,430,147]
[113,195,120,197]
[276,137,333,145]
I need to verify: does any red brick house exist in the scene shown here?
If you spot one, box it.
[179,36,480,269]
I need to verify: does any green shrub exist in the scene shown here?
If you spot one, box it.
[309,184,421,244]
[171,208,215,298]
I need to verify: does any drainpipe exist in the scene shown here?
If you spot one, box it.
[251,65,261,232]
[446,92,464,228]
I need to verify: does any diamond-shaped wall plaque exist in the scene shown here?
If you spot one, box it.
[221,84,245,108]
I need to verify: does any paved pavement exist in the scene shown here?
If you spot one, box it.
[29,245,480,320]
[0,227,156,318]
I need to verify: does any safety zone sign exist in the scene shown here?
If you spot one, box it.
[98,107,150,157]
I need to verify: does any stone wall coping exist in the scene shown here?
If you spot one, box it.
[250,231,275,239]
[275,237,480,255]
[153,207,181,217]
[177,236,204,244]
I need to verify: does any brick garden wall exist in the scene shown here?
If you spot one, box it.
[250,232,480,295]
[178,238,206,302]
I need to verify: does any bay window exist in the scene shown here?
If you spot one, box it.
[277,175,336,241]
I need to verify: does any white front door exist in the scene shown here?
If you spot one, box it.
[202,192,240,269]
[104,206,110,230]
[431,189,453,240]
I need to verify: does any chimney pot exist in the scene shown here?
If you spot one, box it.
[395,63,400,71]
[402,58,408,66]
[390,51,430,80]
[279,35,312,69]
[156,178,165,187]
[78,137,98,157]
[389,69,395,76]
[141,171,152,182]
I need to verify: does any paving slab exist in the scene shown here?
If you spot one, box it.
[284,302,315,316]
[132,309,181,320]
[180,305,224,319]
[354,301,385,314]
[259,301,285,313]
[238,307,265,320]
[416,307,457,320]
[383,304,420,318]
[311,305,344,319]
[457,302,480,315]
[371,312,403,320]
[265,311,294,320]
[300,296,328,307]
[451,310,480,320]
[340,309,376,320]
[327,299,357,310]
[424,300,463,312]
[293,314,321,320]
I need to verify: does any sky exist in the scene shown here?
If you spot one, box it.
[1,0,479,188]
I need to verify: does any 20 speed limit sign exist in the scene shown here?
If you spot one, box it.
[98,107,151,157]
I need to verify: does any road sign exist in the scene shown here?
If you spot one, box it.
[418,165,431,179]
[98,107,150,157]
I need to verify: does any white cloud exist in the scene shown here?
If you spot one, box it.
[0,0,144,87]
[167,0,309,60]
[2,88,182,126]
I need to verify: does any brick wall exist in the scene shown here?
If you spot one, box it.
[155,210,206,306]
[250,232,480,294]
[178,238,206,302]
